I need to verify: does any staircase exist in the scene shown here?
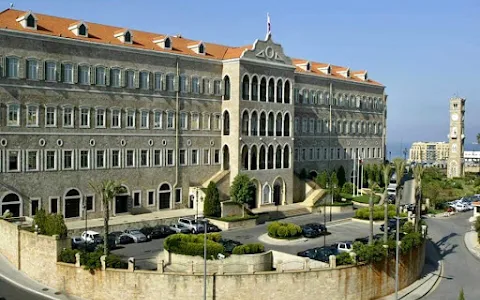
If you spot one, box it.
[202,170,230,188]
[300,189,327,212]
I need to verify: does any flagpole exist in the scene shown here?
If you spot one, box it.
[356,155,360,196]
[353,154,356,196]
[360,158,364,196]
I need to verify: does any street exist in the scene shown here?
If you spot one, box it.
[0,277,47,300]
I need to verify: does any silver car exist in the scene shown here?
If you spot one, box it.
[169,223,192,234]
[123,229,148,243]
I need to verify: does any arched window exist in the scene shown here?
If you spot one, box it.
[283,145,290,168]
[325,94,330,105]
[251,111,258,136]
[242,111,249,135]
[164,37,171,48]
[260,78,267,101]
[26,14,36,28]
[252,76,258,101]
[283,113,290,136]
[284,80,290,103]
[1,193,22,217]
[267,145,274,169]
[276,112,282,136]
[223,111,230,135]
[263,184,271,204]
[199,44,205,54]
[357,122,361,134]
[268,112,274,136]
[250,145,258,170]
[259,146,266,169]
[158,184,171,210]
[64,189,81,218]
[351,122,355,134]
[242,75,250,100]
[124,31,132,43]
[223,76,230,100]
[303,90,309,104]
[241,145,249,170]
[260,112,266,136]
[79,24,87,36]
[268,78,275,102]
[276,79,283,103]
[275,146,282,168]
[318,92,324,105]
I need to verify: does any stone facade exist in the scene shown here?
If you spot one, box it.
[0,9,386,220]
[408,141,449,163]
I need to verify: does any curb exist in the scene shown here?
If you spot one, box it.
[463,231,480,262]
[0,271,62,300]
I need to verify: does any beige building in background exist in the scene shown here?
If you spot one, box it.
[408,142,449,163]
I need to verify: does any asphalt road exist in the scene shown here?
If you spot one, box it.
[0,277,47,300]
[425,212,480,300]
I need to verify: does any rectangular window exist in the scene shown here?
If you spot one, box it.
[166,149,174,166]
[202,78,210,94]
[45,150,57,170]
[80,108,90,128]
[7,104,20,126]
[179,76,187,93]
[167,111,175,129]
[191,113,199,130]
[213,114,221,130]
[154,72,163,90]
[26,150,38,171]
[154,111,162,129]
[203,149,210,165]
[213,80,221,95]
[26,105,38,127]
[63,107,74,128]
[45,106,57,127]
[175,188,182,203]
[301,149,306,161]
[126,70,135,88]
[46,61,56,81]
[31,199,40,216]
[140,150,149,167]
[111,69,121,87]
[140,111,149,129]
[111,150,120,168]
[316,148,321,160]
[63,150,73,170]
[294,149,299,161]
[140,71,149,89]
[63,63,73,83]
[27,59,38,80]
[203,114,210,130]
[86,195,94,212]
[96,150,105,168]
[309,148,314,160]
[133,191,141,207]
[192,77,199,94]
[214,149,220,164]
[148,191,155,206]
[179,149,187,166]
[7,57,19,78]
[78,65,89,84]
[126,150,135,167]
[309,119,315,133]
[154,149,162,166]
[96,108,105,128]
[191,149,198,165]
[180,112,188,130]
[302,119,308,133]
[80,150,90,169]
[166,74,174,91]
[50,197,58,214]
[294,118,299,133]
[111,109,121,128]
[126,110,135,128]
[95,67,106,85]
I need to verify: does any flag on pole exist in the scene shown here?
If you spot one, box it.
[267,13,271,37]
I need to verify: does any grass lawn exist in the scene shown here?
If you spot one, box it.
[325,201,353,207]
[352,194,381,204]
[211,215,258,222]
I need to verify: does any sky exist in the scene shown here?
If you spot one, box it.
[2,0,480,156]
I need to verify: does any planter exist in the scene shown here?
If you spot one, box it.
[207,217,257,231]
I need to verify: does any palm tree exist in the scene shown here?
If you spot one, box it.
[382,164,392,243]
[89,180,126,256]
[368,179,379,245]
[413,164,424,232]
[477,133,480,145]
[393,158,406,215]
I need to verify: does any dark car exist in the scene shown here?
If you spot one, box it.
[301,224,321,238]
[220,239,242,253]
[354,237,369,244]
[150,225,176,239]
[380,219,406,232]
[206,223,222,233]
[117,234,135,245]
[304,223,328,234]
[297,246,336,263]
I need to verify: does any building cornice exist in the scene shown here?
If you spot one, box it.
[294,70,385,89]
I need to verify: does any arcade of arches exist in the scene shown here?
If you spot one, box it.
[251,177,285,208]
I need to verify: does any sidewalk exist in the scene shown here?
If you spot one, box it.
[464,230,480,260]
[0,254,80,300]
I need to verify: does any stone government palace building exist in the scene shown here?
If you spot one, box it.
[0,9,387,220]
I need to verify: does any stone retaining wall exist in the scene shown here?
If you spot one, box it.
[207,217,257,230]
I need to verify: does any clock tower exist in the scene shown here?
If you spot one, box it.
[447,97,466,178]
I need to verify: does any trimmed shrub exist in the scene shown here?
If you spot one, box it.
[81,250,103,271]
[203,182,221,217]
[400,232,422,254]
[164,233,225,259]
[354,241,386,263]
[105,254,128,269]
[402,222,414,234]
[33,209,67,238]
[341,182,356,195]
[354,204,407,221]
[59,248,79,264]
[336,252,353,266]
[267,222,302,239]
[232,243,265,255]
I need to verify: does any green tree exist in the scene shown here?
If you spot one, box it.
[458,287,465,300]
[413,164,425,232]
[316,170,329,189]
[372,164,380,187]
[368,179,379,245]
[89,180,126,256]
[382,164,392,243]
[477,133,480,144]
[203,182,221,217]
[230,174,255,217]
[393,158,406,215]
[337,166,346,188]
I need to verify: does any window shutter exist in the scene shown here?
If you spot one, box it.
[162,74,166,91]
[56,62,62,82]
[148,72,153,90]
[0,56,4,77]
[19,59,26,79]
[73,64,78,83]
[184,76,189,92]
[105,67,110,86]
[37,59,44,80]
[134,70,140,88]
[199,78,204,94]
[173,75,179,92]
[90,66,96,84]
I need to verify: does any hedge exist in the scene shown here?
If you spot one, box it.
[33,209,68,238]
[58,249,127,270]
[267,222,302,239]
[232,243,265,255]
[163,233,225,259]
[336,252,353,265]
[352,194,381,204]
[354,204,407,220]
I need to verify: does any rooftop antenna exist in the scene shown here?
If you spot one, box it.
[9,3,14,8]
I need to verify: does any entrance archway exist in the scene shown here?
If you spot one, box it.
[273,177,285,206]
[158,183,171,210]
[309,170,318,180]
[222,145,230,170]
[114,185,129,214]
[1,193,22,217]
[251,179,261,209]
[64,189,81,218]
[262,184,271,205]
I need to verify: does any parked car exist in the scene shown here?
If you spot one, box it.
[141,225,176,240]
[197,219,222,233]
[387,194,396,204]
[169,223,192,234]
[116,234,135,245]
[354,237,369,244]
[297,246,337,263]
[332,241,353,253]
[219,239,242,253]
[301,224,321,238]
[81,230,103,244]
[123,229,148,243]
[178,217,205,234]
[380,219,407,232]
[71,236,86,249]
[303,223,328,235]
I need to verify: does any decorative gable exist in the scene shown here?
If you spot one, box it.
[240,35,293,66]
[16,11,37,29]
[114,29,133,44]
[68,21,88,37]
[153,36,172,50]
[317,65,331,75]
[296,61,311,72]
[353,71,368,81]
[188,41,206,55]
[338,68,350,78]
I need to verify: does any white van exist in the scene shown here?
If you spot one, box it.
[387,184,397,196]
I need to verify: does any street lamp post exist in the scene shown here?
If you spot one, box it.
[394,216,408,299]
[83,200,88,252]
[203,219,207,300]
